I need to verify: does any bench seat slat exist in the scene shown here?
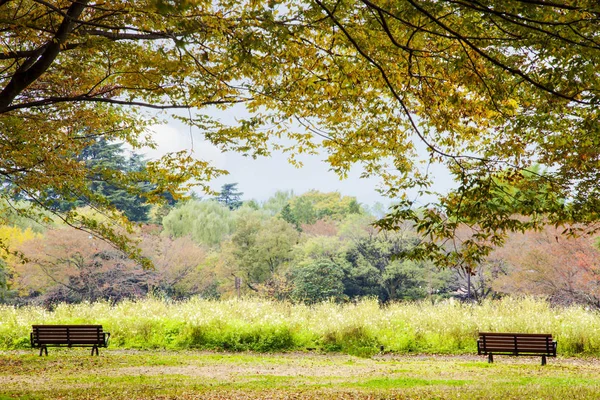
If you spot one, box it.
[482,347,555,352]
[482,342,553,347]
[478,332,553,337]
[34,335,105,340]
[33,331,101,334]
[481,339,553,343]
[36,341,103,345]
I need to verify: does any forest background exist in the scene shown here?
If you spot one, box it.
[1,139,598,309]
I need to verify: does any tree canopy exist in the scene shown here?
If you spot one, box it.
[2,0,599,267]
[162,199,235,246]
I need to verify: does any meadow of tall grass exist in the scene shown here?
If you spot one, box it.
[1,296,598,356]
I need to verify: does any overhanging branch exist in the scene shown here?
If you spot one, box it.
[0,0,90,112]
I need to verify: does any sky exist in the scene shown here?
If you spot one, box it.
[144,122,388,207]
[141,109,454,208]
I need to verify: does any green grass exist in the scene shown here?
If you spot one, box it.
[1,296,600,356]
[1,350,600,399]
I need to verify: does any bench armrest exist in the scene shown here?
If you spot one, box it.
[104,332,111,347]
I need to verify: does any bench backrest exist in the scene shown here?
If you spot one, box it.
[478,332,555,355]
[31,325,106,346]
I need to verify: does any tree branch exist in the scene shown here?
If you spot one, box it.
[0,0,90,112]
[0,43,80,60]
[404,0,589,104]
[2,95,249,113]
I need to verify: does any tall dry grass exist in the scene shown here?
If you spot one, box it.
[1,297,598,356]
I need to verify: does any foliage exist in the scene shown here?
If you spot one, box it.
[4,0,598,266]
[0,225,40,303]
[216,183,244,210]
[452,261,507,303]
[290,191,363,225]
[14,228,147,305]
[0,199,53,234]
[162,200,234,246]
[262,190,294,216]
[6,188,598,308]
[300,218,338,237]
[290,259,345,304]
[338,218,452,302]
[227,211,299,292]
[48,139,154,222]
[10,226,210,305]
[279,203,300,231]
[0,0,236,261]
[492,226,600,307]
[137,228,214,299]
[0,260,11,302]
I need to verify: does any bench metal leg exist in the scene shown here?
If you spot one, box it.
[39,346,48,356]
[91,346,99,356]
[488,353,493,363]
[541,355,547,366]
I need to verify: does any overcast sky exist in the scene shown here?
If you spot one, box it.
[141,109,453,208]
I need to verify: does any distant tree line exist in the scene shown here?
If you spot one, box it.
[2,141,600,308]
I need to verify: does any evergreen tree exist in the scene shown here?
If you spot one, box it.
[280,203,300,232]
[216,183,243,210]
[49,139,153,222]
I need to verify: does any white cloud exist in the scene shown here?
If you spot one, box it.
[136,113,453,208]
[143,124,226,169]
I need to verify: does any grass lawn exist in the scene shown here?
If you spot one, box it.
[1,351,600,399]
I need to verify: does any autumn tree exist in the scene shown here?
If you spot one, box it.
[12,224,211,305]
[274,191,364,231]
[300,218,338,237]
[14,228,147,305]
[1,0,244,261]
[208,0,600,267]
[137,227,214,299]
[452,261,507,303]
[0,224,40,303]
[492,227,600,307]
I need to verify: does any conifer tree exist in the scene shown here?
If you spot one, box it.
[216,183,243,211]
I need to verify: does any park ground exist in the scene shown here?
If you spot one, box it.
[1,351,600,399]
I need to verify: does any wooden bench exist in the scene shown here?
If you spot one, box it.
[477,332,557,365]
[30,325,110,356]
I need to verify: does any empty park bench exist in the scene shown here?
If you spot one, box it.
[30,325,110,356]
[477,332,557,365]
